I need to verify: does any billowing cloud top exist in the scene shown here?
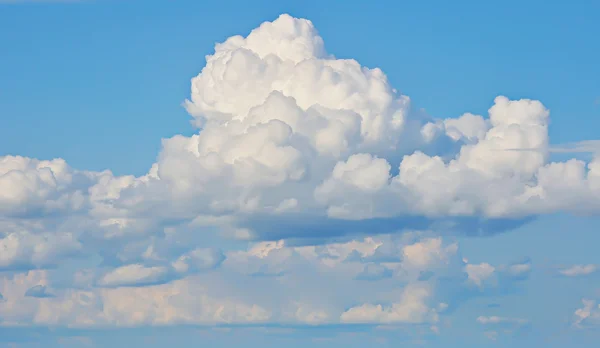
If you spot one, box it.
[0,13,598,330]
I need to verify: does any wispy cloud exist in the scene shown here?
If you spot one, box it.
[559,264,597,277]
[549,140,600,154]
[477,316,529,325]
[499,140,600,155]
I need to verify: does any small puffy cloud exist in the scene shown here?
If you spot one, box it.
[464,259,530,291]
[465,263,496,288]
[340,284,438,324]
[401,237,458,271]
[97,264,172,288]
[476,316,529,326]
[499,260,532,278]
[559,264,597,277]
[573,299,600,328]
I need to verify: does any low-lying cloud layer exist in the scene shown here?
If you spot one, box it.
[0,14,598,329]
[0,233,530,327]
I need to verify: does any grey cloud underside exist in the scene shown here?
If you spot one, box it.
[237,214,533,242]
[25,285,55,298]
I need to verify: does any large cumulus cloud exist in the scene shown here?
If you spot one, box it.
[100,14,600,242]
[0,13,598,329]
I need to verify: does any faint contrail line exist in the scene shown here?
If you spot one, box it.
[494,140,600,154]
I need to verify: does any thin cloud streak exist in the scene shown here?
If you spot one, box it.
[499,140,600,155]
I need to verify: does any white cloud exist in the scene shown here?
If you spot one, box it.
[559,264,597,277]
[340,284,437,324]
[465,263,496,288]
[2,13,599,254]
[0,229,81,270]
[464,259,530,291]
[97,264,171,288]
[0,270,272,327]
[573,299,600,328]
[0,234,529,327]
[0,13,594,330]
[0,156,86,217]
[401,238,458,271]
[548,140,600,154]
[476,316,529,325]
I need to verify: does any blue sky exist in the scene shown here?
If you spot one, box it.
[1,0,599,347]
